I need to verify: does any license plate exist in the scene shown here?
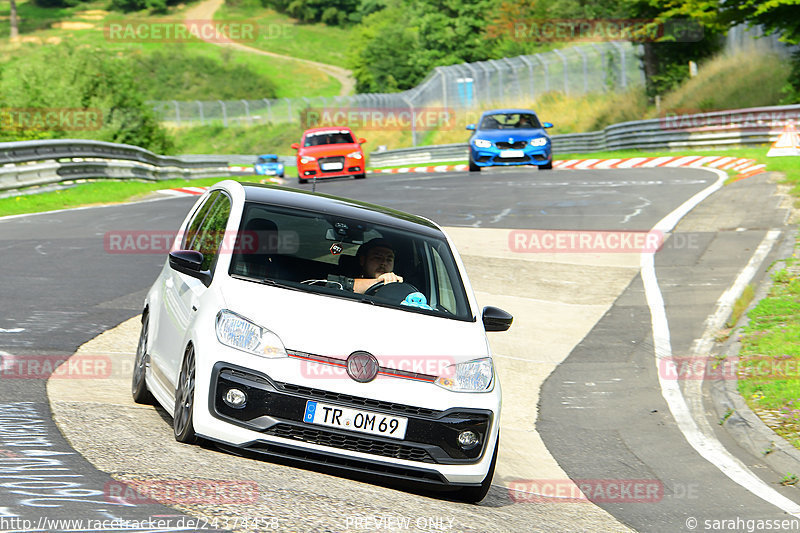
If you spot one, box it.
[303,400,408,440]
[499,150,524,158]
[321,162,344,171]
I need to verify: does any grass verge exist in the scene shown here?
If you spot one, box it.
[737,256,800,449]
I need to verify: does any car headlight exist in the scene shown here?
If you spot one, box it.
[215,310,287,358]
[473,138,493,148]
[346,151,363,160]
[300,155,316,164]
[530,137,548,147]
[435,357,493,392]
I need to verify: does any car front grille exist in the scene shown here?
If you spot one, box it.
[264,423,436,463]
[318,156,345,172]
[494,156,529,163]
[495,141,527,149]
[275,380,441,418]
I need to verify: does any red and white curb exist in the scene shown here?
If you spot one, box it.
[157,176,284,197]
[369,155,766,180]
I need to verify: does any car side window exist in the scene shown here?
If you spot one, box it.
[430,247,457,313]
[186,192,232,272]
[183,191,219,250]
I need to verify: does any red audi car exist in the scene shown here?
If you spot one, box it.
[291,127,367,184]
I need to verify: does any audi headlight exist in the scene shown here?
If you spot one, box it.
[435,357,493,392]
[473,138,493,148]
[300,155,317,164]
[346,151,363,160]
[530,137,548,147]
[215,310,287,358]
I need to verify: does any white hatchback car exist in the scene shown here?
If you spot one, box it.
[132,181,512,502]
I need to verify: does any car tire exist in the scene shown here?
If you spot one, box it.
[131,313,154,404]
[539,161,553,170]
[173,344,198,444]
[354,173,366,180]
[298,177,308,184]
[456,434,498,503]
[468,154,481,172]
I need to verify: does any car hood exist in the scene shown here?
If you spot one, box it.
[474,128,549,142]
[218,279,488,365]
[299,144,362,158]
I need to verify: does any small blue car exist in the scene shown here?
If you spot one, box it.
[254,154,285,178]
[466,109,553,172]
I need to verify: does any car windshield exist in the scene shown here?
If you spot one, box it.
[257,156,278,163]
[229,202,473,321]
[303,130,355,147]
[479,113,541,130]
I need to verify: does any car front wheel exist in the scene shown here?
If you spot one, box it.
[131,313,154,404]
[469,154,481,172]
[173,344,198,444]
[539,160,553,170]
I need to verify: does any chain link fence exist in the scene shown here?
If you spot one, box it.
[151,41,644,131]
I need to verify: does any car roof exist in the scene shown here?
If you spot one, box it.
[302,127,355,135]
[481,108,539,116]
[258,154,278,158]
[238,183,442,237]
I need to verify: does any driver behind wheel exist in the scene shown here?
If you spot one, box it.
[354,238,403,293]
[329,238,403,293]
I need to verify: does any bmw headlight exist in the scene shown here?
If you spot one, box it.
[346,151,363,160]
[215,310,287,358]
[473,138,493,148]
[435,357,494,392]
[530,137,548,147]
[300,155,317,164]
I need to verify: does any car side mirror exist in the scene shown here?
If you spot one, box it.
[291,143,300,150]
[543,122,553,129]
[358,138,367,144]
[169,250,211,287]
[482,306,513,332]
[466,124,476,131]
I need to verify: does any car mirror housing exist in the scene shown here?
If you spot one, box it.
[290,143,300,150]
[466,124,476,131]
[169,250,211,287]
[482,306,513,332]
[358,138,367,144]
[543,122,553,129]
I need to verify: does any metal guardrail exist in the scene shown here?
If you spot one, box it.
[368,104,800,166]
[0,140,234,192]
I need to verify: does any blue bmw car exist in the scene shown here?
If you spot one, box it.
[466,109,553,172]
[254,154,285,178]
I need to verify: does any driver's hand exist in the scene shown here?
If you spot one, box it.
[377,272,403,284]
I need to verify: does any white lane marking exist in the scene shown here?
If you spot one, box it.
[621,196,652,224]
[0,328,24,333]
[642,168,800,515]
[491,208,512,224]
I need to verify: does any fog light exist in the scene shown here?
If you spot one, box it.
[458,430,479,449]
[224,388,247,408]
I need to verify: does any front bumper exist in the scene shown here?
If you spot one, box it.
[197,361,498,487]
[470,145,551,167]
[297,156,363,179]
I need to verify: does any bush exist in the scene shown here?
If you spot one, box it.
[0,45,173,153]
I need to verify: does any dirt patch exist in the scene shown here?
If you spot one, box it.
[52,21,95,30]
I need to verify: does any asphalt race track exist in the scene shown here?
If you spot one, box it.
[0,167,797,532]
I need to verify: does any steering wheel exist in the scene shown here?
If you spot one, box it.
[364,281,420,299]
